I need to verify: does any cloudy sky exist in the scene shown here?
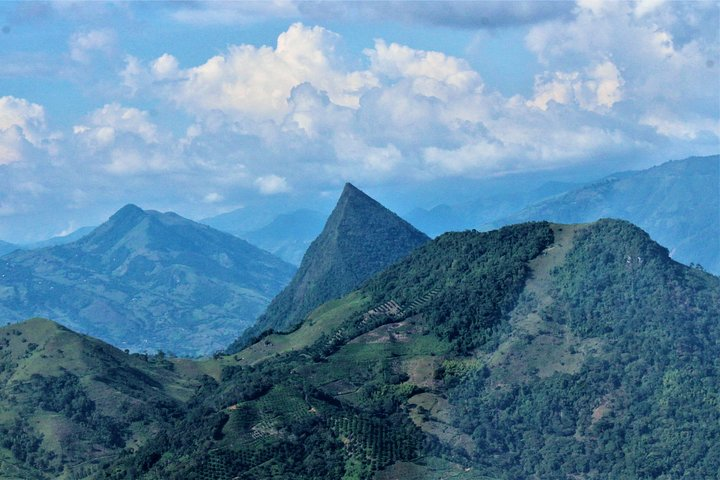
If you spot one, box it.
[0,0,718,242]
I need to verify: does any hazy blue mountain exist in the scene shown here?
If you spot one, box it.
[0,240,18,257]
[242,209,326,265]
[496,155,720,274]
[405,181,583,237]
[228,183,430,352]
[23,225,96,250]
[0,204,295,356]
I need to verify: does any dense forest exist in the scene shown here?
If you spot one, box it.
[2,220,718,479]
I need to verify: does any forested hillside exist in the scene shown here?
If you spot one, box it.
[105,219,720,479]
[0,205,295,356]
[229,183,429,353]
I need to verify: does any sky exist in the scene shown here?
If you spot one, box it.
[0,0,718,242]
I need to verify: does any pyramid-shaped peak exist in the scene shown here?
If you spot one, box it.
[230,183,431,348]
[330,183,396,224]
[341,182,362,194]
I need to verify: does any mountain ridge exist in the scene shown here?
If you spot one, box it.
[108,218,720,479]
[494,154,720,273]
[228,183,430,352]
[0,204,296,356]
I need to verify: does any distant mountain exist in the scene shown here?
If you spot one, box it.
[0,239,17,257]
[496,155,720,273]
[0,205,295,356]
[405,180,583,237]
[242,209,326,265]
[228,183,430,352]
[0,318,197,479]
[110,219,720,479]
[23,225,95,250]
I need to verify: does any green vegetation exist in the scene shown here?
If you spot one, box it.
[0,318,197,479]
[443,219,720,478]
[3,218,719,479]
[366,222,555,353]
[503,154,720,274]
[0,204,295,356]
[230,183,430,352]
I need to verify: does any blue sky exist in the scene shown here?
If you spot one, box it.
[0,1,718,242]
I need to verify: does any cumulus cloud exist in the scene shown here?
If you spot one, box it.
[69,29,116,63]
[528,60,624,112]
[0,96,51,164]
[255,175,290,195]
[526,1,718,135]
[74,103,159,150]
[117,17,716,189]
[124,23,378,122]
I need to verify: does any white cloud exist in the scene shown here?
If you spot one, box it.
[104,149,174,175]
[127,23,378,122]
[203,192,223,203]
[254,175,290,195]
[528,60,624,112]
[640,111,720,140]
[74,103,159,149]
[110,18,716,191]
[151,54,180,80]
[69,29,116,63]
[525,1,718,138]
[0,96,49,164]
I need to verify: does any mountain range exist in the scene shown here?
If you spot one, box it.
[0,204,295,356]
[241,209,326,266]
[229,183,430,352]
[106,219,720,479]
[495,155,719,274]
[0,189,717,478]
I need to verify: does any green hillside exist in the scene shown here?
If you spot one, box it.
[498,155,720,274]
[0,318,199,480]
[0,205,296,356]
[229,183,429,353]
[104,219,720,479]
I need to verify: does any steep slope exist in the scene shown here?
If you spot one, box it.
[109,219,720,480]
[242,209,326,265]
[229,183,429,352]
[0,318,198,479]
[0,205,295,356]
[497,155,720,273]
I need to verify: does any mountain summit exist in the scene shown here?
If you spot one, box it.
[230,183,430,350]
[0,205,295,355]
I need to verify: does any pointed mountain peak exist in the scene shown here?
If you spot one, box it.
[341,182,362,195]
[325,183,413,239]
[229,185,430,351]
[338,182,373,203]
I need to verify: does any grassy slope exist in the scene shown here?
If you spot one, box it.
[0,318,200,479]
[30,219,720,479]
[105,222,555,480]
